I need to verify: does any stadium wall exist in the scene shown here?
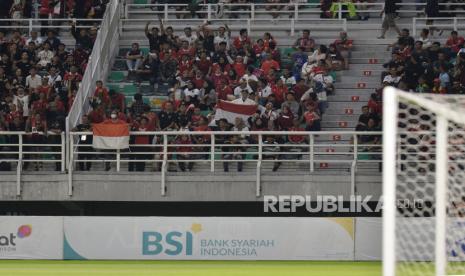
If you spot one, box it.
[0,216,382,261]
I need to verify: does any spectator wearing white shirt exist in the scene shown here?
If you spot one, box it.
[257,79,272,105]
[183,82,201,105]
[382,67,401,86]
[47,67,62,87]
[214,25,231,50]
[232,89,256,105]
[179,27,198,46]
[25,68,42,89]
[37,42,54,68]
[418,29,432,49]
[26,31,43,48]
[13,87,30,117]
[233,81,253,98]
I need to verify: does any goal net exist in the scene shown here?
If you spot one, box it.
[383,87,465,276]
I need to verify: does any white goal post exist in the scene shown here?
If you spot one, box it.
[383,87,465,276]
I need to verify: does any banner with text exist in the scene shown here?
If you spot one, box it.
[0,216,63,259]
[63,217,354,260]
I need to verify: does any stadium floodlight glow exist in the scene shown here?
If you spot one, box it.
[383,87,465,276]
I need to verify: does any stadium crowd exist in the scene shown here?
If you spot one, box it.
[0,0,107,171]
[72,14,355,172]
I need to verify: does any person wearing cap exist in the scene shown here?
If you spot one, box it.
[232,89,256,105]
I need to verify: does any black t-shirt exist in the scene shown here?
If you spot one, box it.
[17,61,32,77]
[159,111,179,130]
[146,32,162,52]
[384,0,398,14]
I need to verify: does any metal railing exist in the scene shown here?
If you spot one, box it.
[125,2,465,22]
[66,0,122,145]
[68,130,382,197]
[0,131,65,196]
[412,17,465,37]
[0,18,102,33]
[121,17,348,36]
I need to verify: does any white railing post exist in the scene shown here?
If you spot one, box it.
[28,18,33,34]
[353,134,358,161]
[68,134,74,196]
[116,149,120,172]
[291,18,295,36]
[309,134,314,172]
[161,134,167,196]
[61,132,65,172]
[207,4,212,21]
[338,3,342,20]
[251,3,255,20]
[454,17,458,32]
[343,18,347,32]
[164,4,168,21]
[256,134,262,197]
[412,17,417,37]
[294,3,298,21]
[247,19,251,35]
[210,134,215,172]
[16,134,23,197]
[124,2,128,19]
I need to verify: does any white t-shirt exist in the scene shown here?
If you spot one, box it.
[214,34,230,50]
[383,74,401,84]
[25,75,42,89]
[233,85,253,98]
[258,85,272,98]
[13,94,30,117]
[184,88,200,98]
[179,34,198,46]
[232,98,256,105]
[37,50,54,67]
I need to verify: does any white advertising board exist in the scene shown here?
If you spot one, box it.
[63,217,355,260]
[0,216,63,259]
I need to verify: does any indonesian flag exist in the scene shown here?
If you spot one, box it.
[92,122,130,149]
[210,100,257,126]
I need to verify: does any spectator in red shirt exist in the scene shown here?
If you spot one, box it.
[93,80,110,109]
[303,104,321,131]
[446,31,465,54]
[261,53,280,75]
[333,31,353,70]
[233,29,251,53]
[271,79,288,105]
[293,29,315,52]
[175,133,194,172]
[129,116,153,172]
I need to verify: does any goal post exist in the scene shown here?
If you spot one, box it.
[383,87,465,276]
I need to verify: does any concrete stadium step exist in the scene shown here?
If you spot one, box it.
[321,121,358,128]
[324,114,360,122]
[334,82,379,89]
[336,76,382,83]
[327,93,371,102]
[325,105,364,115]
[350,51,392,59]
[334,69,383,78]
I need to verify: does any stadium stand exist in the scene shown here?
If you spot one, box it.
[0,0,464,201]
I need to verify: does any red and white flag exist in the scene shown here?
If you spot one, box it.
[92,122,130,149]
[211,100,257,126]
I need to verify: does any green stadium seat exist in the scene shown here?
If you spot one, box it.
[108,71,126,82]
[123,84,138,96]
[141,48,150,56]
[133,0,148,4]
[280,47,296,58]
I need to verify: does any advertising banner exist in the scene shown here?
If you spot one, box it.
[0,216,63,259]
[63,217,355,260]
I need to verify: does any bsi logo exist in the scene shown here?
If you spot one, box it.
[142,231,193,256]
